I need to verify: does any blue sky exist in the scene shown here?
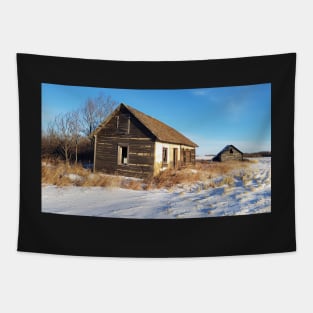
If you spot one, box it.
[42,83,271,155]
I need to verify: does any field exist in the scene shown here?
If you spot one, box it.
[42,158,271,218]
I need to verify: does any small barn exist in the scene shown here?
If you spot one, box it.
[93,103,198,178]
[213,145,243,162]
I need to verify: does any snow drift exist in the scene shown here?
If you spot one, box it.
[42,158,271,219]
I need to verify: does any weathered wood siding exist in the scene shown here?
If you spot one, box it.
[181,146,196,166]
[95,106,155,178]
[219,147,243,161]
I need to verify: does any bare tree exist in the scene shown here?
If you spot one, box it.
[41,94,117,163]
[42,128,54,158]
[69,110,82,164]
[42,121,61,158]
[81,94,117,139]
[53,112,75,164]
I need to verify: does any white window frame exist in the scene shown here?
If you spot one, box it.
[118,144,129,165]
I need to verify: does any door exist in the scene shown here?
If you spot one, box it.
[173,148,178,168]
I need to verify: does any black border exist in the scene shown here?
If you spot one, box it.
[17,53,296,257]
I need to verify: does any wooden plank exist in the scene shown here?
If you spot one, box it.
[94,105,159,178]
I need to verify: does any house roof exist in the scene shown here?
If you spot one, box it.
[93,103,198,147]
[215,144,244,156]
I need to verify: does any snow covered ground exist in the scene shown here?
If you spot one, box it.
[196,155,215,161]
[42,158,271,219]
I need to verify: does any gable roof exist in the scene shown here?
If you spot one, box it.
[93,103,198,147]
[215,144,244,156]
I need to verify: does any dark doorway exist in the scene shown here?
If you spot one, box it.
[173,148,178,168]
[118,145,128,164]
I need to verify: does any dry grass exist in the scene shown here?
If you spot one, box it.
[144,160,251,190]
[42,161,76,186]
[145,168,201,189]
[42,158,253,191]
[245,158,259,164]
[236,168,255,186]
[195,160,249,176]
[122,180,143,190]
[42,159,123,188]
[216,176,235,187]
[81,174,122,188]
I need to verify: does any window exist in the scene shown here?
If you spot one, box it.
[118,145,128,164]
[116,116,119,128]
[162,147,168,164]
[183,150,191,163]
[230,148,233,154]
[186,150,191,163]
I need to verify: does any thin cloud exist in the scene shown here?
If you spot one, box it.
[190,89,209,96]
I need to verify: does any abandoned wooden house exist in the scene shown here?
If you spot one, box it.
[93,103,198,178]
[212,144,243,162]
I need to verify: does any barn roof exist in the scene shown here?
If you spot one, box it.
[215,144,244,156]
[93,103,198,147]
